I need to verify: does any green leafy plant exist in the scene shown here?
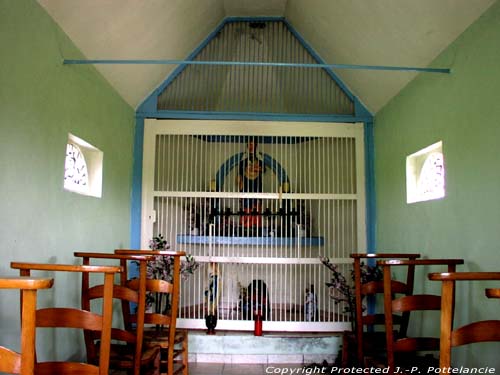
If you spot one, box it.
[320,257,382,330]
[146,235,198,281]
[135,234,199,311]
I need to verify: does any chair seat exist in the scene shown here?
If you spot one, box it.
[143,327,188,375]
[108,343,161,368]
[94,340,161,370]
[144,327,187,348]
[342,331,399,367]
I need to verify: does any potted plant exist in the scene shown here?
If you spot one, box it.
[320,257,382,331]
[137,234,199,313]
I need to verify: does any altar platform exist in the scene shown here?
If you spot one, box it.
[188,330,341,364]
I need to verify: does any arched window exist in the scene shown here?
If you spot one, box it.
[63,134,103,197]
[64,143,89,192]
[406,141,445,203]
[417,151,445,201]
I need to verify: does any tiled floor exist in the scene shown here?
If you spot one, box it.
[189,363,304,375]
[110,363,306,375]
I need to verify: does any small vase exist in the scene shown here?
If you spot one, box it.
[205,314,217,335]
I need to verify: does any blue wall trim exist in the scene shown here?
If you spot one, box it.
[137,18,228,113]
[364,121,376,254]
[282,20,373,118]
[130,116,144,249]
[225,16,286,23]
[137,16,374,118]
[282,21,354,99]
[136,110,371,123]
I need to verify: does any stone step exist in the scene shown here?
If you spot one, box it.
[188,330,342,364]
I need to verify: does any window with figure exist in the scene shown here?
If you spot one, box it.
[406,141,445,204]
[64,143,89,192]
[63,133,103,198]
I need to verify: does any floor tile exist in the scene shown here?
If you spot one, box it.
[189,362,225,375]
[223,364,265,375]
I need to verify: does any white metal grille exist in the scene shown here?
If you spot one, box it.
[141,120,366,332]
[157,20,354,115]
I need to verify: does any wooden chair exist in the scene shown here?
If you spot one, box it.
[115,249,188,375]
[348,253,420,366]
[74,252,161,375]
[428,272,500,369]
[10,262,120,375]
[378,259,464,373]
[0,276,53,375]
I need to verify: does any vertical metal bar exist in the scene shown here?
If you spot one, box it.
[198,41,207,112]
[243,23,249,112]
[235,25,241,112]
[336,138,340,259]
[207,30,215,111]
[219,26,227,112]
[186,65,194,111]
[261,24,267,113]
[231,22,241,111]
[254,28,260,112]
[226,25,233,111]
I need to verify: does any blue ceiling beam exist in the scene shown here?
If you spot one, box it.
[63,58,450,74]
[135,109,372,123]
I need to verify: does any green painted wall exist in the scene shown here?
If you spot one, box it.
[375,2,500,368]
[0,0,134,361]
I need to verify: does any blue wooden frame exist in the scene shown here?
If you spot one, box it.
[131,16,376,254]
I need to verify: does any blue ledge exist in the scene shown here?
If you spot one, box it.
[176,235,324,246]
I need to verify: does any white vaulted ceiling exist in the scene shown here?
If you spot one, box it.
[38,0,495,113]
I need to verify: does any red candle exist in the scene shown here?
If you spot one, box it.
[254,312,263,336]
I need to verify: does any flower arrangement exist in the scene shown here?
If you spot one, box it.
[320,257,382,330]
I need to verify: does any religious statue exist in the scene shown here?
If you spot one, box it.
[204,262,220,334]
[236,140,265,230]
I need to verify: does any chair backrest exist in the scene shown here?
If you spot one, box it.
[10,262,120,375]
[73,252,153,375]
[0,277,53,375]
[428,272,500,369]
[350,253,420,365]
[114,249,185,323]
[378,259,464,373]
[114,249,185,375]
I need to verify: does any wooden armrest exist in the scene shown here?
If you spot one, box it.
[0,276,54,290]
[378,259,464,266]
[74,252,155,261]
[350,253,420,259]
[115,249,186,257]
[0,346,21,374]
[11,262,122,274]
[485,288,500,299]
[428,272,500,281]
